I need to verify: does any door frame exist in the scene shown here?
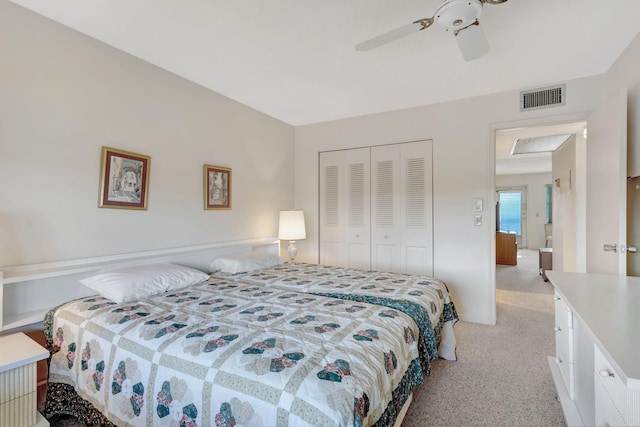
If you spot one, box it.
[488,112,589,325]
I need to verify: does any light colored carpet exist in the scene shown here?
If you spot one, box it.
[402,249,565,426]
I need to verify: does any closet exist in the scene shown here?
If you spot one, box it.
[319,140,433,275]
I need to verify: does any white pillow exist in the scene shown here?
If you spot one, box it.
[209,252,284,274]
[80,263,210,303]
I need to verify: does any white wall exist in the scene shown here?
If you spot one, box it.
[604,29,640,178]
[295,79,605,324]
[552,138,578,272]
[7,0,640,324]
[495,173,552,250]
[0,2,295,266]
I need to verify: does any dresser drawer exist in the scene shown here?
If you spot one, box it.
[554,294,575,358]
[594,344,635,426]
[555,320,574,364]
[554,293,575,398]
[595,374,627,427]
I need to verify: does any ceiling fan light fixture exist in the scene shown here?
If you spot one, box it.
[354,0,507,53]
[435,0,483,31]
[455,21,489,61]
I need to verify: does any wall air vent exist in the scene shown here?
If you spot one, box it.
[520,84,565,112]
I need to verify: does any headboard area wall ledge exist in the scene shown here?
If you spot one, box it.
[0,237,279,333]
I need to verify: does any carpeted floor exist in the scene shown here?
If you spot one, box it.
[44,250,565,426]
[402,249,565,426]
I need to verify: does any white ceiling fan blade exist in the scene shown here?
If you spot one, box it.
[356,18,433,52]
[455,21,490,61]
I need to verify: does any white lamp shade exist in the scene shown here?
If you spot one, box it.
[455,22,490,62]
[278,210,306,240]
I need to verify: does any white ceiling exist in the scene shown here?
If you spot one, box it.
[8,0,640,126]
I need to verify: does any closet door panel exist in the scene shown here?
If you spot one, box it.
[401,140,433,276]
[320,151,345,266]
[321,242,341,267]
[348,243,370,270]
[405,246,428,274]
[371,145,402,272]
[344,148,371,269]
[319,148,370,269]
[320,141,432,275]
[374,244,395,273]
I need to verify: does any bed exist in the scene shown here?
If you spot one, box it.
[35,244,457,426]
[210,259,459,373]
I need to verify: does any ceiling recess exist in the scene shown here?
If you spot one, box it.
[510,133,572,155]
[520,84,566,111]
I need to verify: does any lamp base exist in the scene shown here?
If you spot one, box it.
[287,241,298,261]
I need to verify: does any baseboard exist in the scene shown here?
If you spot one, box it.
[457,313,494,325]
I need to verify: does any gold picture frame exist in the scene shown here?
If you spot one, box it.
[99,146,150,210]
[204,165,232,210]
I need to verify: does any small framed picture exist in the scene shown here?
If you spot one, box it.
[204,165,232,210]
[99,147,150,210]
[473,198,483,212]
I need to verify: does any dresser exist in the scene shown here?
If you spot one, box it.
[547,271,640,426]
[0,332,50,427]
[496,232,517,265]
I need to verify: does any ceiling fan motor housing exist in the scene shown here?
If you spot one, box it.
[435,0,483,31]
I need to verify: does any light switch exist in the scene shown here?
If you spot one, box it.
[474,214,482,226]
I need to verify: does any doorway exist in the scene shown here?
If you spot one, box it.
[495,121,586,253]
[492,119,587,326]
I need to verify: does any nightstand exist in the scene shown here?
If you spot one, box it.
[0,332,50,427]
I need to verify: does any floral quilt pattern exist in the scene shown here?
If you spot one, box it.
[214,262,459,369]
[46,278,428,426]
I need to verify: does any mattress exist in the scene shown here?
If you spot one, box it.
[44,277,434,426]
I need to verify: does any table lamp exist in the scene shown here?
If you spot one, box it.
[278,209,306,261]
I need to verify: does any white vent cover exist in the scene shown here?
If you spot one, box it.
[520,84,565,111]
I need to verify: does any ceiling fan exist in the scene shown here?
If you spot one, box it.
[356,0,509,61]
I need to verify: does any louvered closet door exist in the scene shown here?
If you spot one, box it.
[401,140,433,275]
[371,145,401,272]
[319,148,371,269]
[371,141,433,275]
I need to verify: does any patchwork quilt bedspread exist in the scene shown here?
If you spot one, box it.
[45,278,426,427]
[213,263,458,367]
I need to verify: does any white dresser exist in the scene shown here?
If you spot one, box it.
[547,271,640,427]
[0,332,50,427]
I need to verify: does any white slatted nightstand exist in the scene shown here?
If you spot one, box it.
[0,332,50,427]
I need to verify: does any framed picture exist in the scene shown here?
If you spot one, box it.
[99,147,150,210]
[204,165,232,210]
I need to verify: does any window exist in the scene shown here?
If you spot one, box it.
[498,192,522,235]
[545,184,553,224]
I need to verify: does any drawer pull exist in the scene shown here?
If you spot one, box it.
[554,327,561,332]
[556,357,562,364]
[554,296,561,301]
[598,370,615,378]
